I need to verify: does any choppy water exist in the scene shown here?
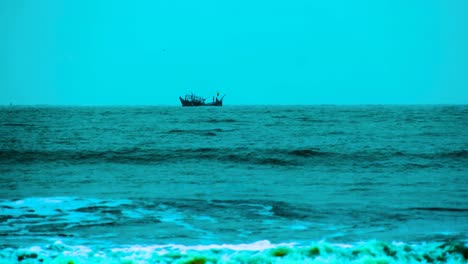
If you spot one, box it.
[1,105,467,263]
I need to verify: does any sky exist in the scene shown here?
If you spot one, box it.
[1,0,467,105]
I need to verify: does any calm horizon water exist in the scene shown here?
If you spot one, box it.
[1,105,467,263]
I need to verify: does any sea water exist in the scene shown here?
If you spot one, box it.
[0,105,467,263]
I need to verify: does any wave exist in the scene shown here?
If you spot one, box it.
[2,240,468,264]
[1,123,35,127]
[0,147,308,166]
[0,197,413,239]
[2,196,468,258]
[205,118,238,123]
[288,148,330,157]
[438,150,468,158]
[167,128,227,136]
[168,128,225,133]
[1,148,466,167]
[410,207,468,213]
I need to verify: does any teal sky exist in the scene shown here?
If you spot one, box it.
[1,0,467,105]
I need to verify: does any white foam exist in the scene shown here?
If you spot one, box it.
[3,240,468,264]
[110,240,294,254]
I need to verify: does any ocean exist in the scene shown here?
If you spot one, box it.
[0,105,467,263]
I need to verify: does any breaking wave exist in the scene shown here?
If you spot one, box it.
[2,240,467,264]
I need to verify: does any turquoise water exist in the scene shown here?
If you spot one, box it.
[1,105,467,263]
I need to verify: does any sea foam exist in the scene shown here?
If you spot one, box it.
[3,240,468,264]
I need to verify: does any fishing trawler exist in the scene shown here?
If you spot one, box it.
[179,92,225,107]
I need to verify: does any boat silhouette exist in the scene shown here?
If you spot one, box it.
[179,92,225,107]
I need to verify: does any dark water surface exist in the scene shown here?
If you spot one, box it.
[1,105,467,263]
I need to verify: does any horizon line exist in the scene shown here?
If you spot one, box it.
[1,103,467,107]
